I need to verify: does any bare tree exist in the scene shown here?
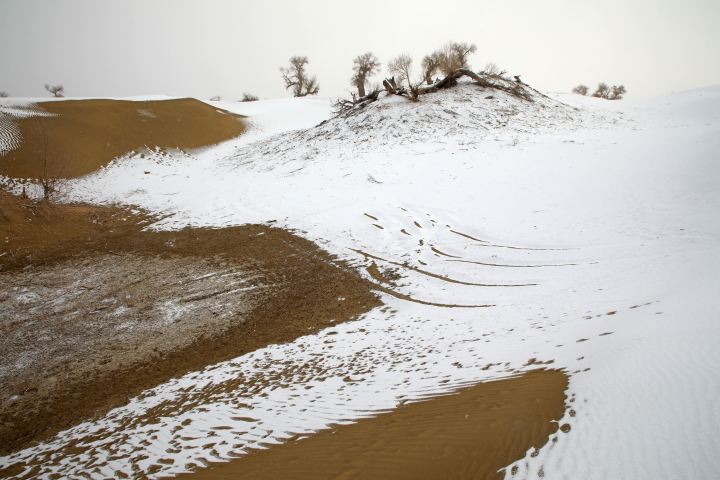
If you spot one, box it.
[388,54,413,87]
[609,85,626,100]
[350,52,381,98]
[591,82,610,99]
[572,84,589,96]
[0,92,8,98]
[209,95,221,101]
[280,56,320,97]
[437,41,477,76]
[31,117,64,202]
[421,52,442,85]
[44,84,64,97]
[591,82,626,100]
[241,93,259,102]
[387,54,422,101]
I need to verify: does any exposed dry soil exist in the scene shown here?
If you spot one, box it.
[0,192,380,455]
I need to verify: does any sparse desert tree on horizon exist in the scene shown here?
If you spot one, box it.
[280,56,319,97]
[0,91,8,98]
[44,84,64,98]
[573,84,589,95]
[609,85,626,100]
[591,82,626,100]
[351,52,381,98]
[592,82,610,99]
[241,93,259,102]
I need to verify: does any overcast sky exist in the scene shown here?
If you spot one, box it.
[1,0,719,100]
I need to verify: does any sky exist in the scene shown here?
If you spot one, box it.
[1,0,719,100]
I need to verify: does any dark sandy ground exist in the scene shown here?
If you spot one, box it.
[0,192,380,455]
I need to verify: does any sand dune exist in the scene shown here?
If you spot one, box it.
[178,370,568,480]
[0,98,246,178]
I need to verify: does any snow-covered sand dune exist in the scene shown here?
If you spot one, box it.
[1,85,719,479]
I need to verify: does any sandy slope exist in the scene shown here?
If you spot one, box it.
[0,97,246,178]
[1,84,719,479]
[178,370,568,480]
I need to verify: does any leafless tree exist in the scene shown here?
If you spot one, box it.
[388,54,413,87]
[609,85,626,100]
[280,56,320,97]
[437,41,477,76]
[31,117,64,202]
[591,82,626,100]
[0,92,8,98]
[44,84,64,98]
[421,52,442,85]
[388,54,422,101]
[572,84,589,95]
[591,82,610,99]
[241,93,259,102]
[209,95,221,101]
[350,52,381,98]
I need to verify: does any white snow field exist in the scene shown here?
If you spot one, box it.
[1,83,719,479]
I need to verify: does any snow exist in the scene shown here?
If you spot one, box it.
[2,85,720,479]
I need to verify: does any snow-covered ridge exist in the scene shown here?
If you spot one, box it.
[226,82,621,172]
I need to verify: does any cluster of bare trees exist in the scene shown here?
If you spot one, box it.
[329,41,532,114]
[279,41,482,101]
[355,42,479,96]
[573,82,626,100]
[339,41,481,105]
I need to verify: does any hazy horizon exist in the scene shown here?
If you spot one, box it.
[1,0,719,100]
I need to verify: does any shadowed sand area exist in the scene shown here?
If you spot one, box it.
[176,370,568,480]
[0,192,379,455]
[0,98,246,178]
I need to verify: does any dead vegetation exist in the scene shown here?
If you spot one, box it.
[333,41,533,115]
[334,68,533,116]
